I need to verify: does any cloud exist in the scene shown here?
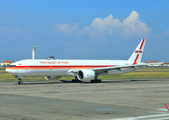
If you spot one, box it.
[122,11,151,37]
[51,11,151,40]
[52,23,79,34]
[90,14,121,31]
[0,26,22,33]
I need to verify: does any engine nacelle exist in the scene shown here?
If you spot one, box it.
[77,69,95,81]
[45,76,61,80]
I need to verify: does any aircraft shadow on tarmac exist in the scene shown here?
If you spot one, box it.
[16,79,156,85]
[14,81,63,85]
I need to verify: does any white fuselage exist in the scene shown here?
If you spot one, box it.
[6,59,136,77]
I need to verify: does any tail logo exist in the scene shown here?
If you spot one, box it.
[135,50,142,53]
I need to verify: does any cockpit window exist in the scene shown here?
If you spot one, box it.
[9,65,16,67]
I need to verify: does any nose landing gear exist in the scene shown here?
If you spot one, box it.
[16,76,23,84]
[18,78,23,84]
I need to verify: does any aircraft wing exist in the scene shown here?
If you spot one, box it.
[69,63,147,73]
[91,63,147,72]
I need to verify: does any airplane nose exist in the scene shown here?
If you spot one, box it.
[5,68,9,73]
[5,68,11,73]
[5,67,17,75]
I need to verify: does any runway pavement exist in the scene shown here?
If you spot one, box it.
[0,78,169,120]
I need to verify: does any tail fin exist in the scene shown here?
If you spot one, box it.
[128,39,146,64]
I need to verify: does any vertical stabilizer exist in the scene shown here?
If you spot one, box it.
[128,39,146,64]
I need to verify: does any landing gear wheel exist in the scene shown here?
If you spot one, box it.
[18,78,23,85]
[98,79,102,83]
[90,80,96,83]
[90,79,102,83]
[18,81,23,84]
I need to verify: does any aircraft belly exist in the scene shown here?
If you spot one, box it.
[16,69,69,77]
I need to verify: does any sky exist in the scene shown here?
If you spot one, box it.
[0,0,169,62]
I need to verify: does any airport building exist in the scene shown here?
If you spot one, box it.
[0,60,13,67]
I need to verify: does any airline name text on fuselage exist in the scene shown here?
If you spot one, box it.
[40,61,69,64]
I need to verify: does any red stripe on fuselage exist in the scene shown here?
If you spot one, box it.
[7,65,118,70]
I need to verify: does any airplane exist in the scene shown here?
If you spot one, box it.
[6,39,146,84]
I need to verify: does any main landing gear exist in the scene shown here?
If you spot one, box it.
[71,76,102,83]
[90,75,102,83]
[90,79,102,83]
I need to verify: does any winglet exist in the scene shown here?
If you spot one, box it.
[128,39,146,64]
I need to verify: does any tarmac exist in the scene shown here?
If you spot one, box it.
[0,78,169,120]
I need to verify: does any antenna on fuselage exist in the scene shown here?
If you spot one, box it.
[32,46,35,60]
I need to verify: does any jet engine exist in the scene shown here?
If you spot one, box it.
[77,69,95,81]
[45,76,61,80]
